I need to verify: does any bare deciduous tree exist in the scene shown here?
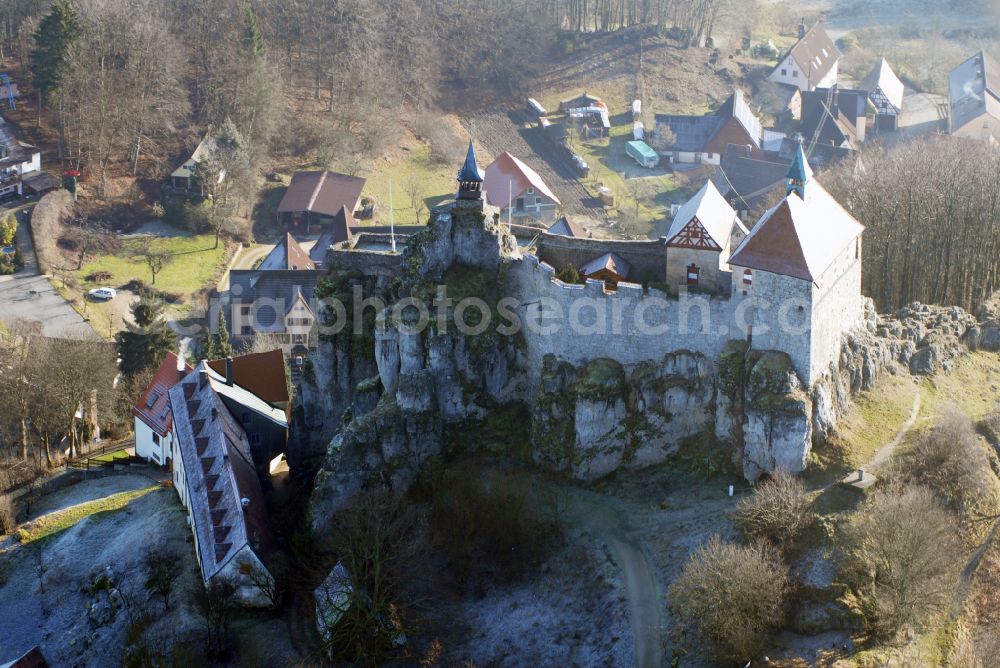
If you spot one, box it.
[668,535,789,663]
[839,485,962,639]
[732,470,813,550]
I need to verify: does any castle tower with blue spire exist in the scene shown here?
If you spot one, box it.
[786,141,813,199]
[457,140,484,202]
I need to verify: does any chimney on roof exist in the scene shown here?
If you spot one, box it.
[199,368,208,389]
[177,351,186,383]
[798,20,806,39]
[225,357,234,386]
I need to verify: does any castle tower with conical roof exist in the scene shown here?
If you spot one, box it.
[786,141,813,199]
[457,140,484,201]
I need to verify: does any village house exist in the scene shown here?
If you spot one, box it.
[652,90,773,165]
[229,271,320,362]
[132,352,191,466]
[0,116,53,200]
[800,86,868,148]
[484,151,562,223]
[665,180,748,293]
[547,215,589,238]
[713,144,791,221]
[260,233,316,271]
[948,51,1000,141]
[767,23,842,92]
[861,58,905,132]
[169,135,224,194]
[133,350,289,467]
[167,360,289,605]
[277,170,366,233]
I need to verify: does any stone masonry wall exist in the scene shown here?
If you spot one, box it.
[506,254,738,394]
[536,234,669,282]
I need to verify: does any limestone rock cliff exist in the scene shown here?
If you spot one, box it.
[531,353,717,480]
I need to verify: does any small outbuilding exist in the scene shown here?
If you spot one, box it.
[580,252,631,287]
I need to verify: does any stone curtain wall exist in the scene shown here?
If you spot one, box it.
[507,255,738,393]
[536,234,670,283]
[324,247,405,276]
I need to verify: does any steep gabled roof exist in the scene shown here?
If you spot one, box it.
[168,362,279,583]
[949,51,1000,134]
[259,233,315,271]
[277,171,366,218]
[132,352,191,436]
[484,151,561,207]
[547,216,588,238]
[716,90,762,148]
[729,180,864,282]
[861,58,905,112]
[780,23,842,87]
[580,252,631,279]
[309,206,355,264]
[666,180,739,249]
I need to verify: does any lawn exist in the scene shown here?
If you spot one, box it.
[353,135,457,227]
[918,351,1000,421]
[75,233,228,297]
[808,373,919,482]
[90,448,130,464]
[566,110,684,235]
[15,485,158,544]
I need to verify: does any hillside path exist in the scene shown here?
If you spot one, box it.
[865,390,921,472]
[525,477,664,668]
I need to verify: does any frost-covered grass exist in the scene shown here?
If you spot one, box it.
[16,485,157,544]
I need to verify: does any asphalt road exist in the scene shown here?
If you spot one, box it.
[0,206,98,339]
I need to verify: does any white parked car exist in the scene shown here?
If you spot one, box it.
[88,287,117,301]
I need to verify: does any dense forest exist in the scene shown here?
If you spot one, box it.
[0,0,749,195]
[825,140,1000,313]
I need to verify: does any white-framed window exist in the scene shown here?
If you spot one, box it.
[742,269,753,286]
[535,197,542,204]
[526,187,534,194]
[781,68,787,76]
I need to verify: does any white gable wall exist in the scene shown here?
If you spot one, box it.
[134,417,173,465]
[769,55,808,90]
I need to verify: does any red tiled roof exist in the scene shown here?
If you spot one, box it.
[131,352,190,436]
[207,349,289,405]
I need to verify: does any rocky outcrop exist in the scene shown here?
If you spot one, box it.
[742,352,812,481]
[531,353,717,481]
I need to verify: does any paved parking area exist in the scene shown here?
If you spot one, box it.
[0,206,98,339]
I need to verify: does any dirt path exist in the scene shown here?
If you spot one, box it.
[528,480,664,668]
[865,390,921,472]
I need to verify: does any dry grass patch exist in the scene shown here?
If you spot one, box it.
[16,485,158,544]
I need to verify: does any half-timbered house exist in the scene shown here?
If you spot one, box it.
[665,180,747,293]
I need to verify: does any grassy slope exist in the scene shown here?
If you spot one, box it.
[14,485,158,544]
[353,135,457,227]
